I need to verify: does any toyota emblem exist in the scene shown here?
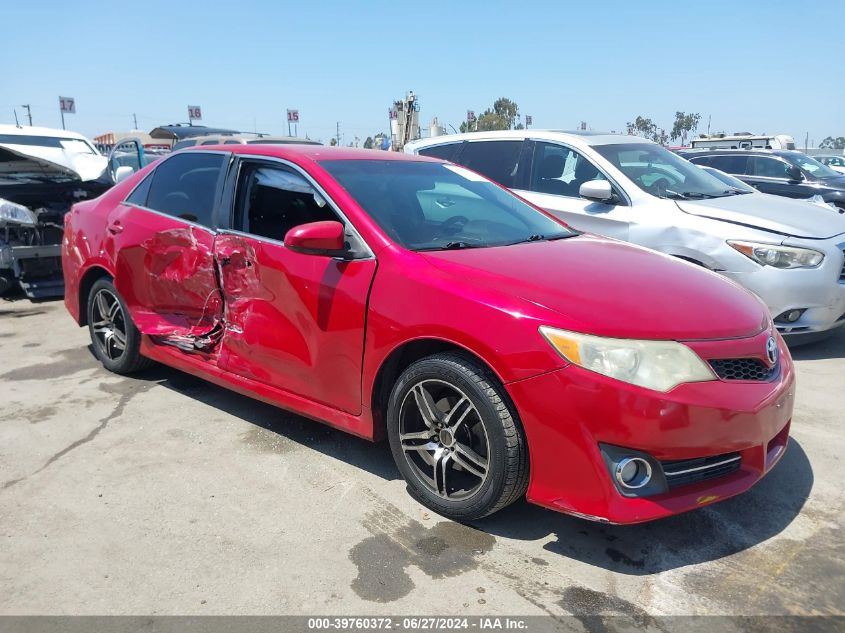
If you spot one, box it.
[766,336,778,366]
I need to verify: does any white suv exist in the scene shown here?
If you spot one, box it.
[406,131,845,342]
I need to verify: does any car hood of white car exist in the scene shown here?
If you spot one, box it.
[676,193,845,240]
[0,143,108,183]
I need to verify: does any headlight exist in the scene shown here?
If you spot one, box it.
[539,326,716,392]
[728,240,824,269]
[0,198,37,226]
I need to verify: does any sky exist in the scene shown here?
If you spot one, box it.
[3,0,844,147]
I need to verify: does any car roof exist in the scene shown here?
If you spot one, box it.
[185,144,440,163]
[679,148,798,157]
[0,124,92,141]
[405,129,648,151]
[187,133,320,145]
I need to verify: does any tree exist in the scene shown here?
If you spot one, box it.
[329,137,337,146]
[820,136,845,150]
[627,115,667,145]
[492,97,519,130]
[460,97,520,132]
[363,136,374,149]
[670,112,701,143]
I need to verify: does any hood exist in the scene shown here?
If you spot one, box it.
[676,193,845,240]
[421,236,767,341]
[0,143,107,183]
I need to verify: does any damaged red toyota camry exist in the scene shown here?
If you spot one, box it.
[62,145,795,524]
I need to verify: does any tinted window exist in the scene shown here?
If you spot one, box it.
[697,154,749,176]
[235,164,337,241]
[418,143,459,161]
[172,140,198,151]
[748,157,791,178]
[320,159,574,251]
[145,152,225,226]
[457,140,522,187]
[530,142,603,197]
[126,174,153,206]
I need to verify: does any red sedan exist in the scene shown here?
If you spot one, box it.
[62,145,795,524]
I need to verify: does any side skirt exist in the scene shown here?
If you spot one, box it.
[139,336,376,441]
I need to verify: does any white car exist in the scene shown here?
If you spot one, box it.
[406,131,845,342]
[0,124,110,298]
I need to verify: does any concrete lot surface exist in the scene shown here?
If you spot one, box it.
[0,299,843,619]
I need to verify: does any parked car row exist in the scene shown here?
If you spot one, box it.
[63,142,797,524]
[405,131,845,343]
[679,148,845,212]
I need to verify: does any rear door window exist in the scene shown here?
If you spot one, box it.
[700,155,749,176]
[457,140,523,188]
[145,152,226,226]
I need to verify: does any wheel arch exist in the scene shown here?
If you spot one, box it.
[369,337,509,441]
[77,265,113,326]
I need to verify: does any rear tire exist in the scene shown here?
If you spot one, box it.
[86,278,153,374]
[387,352,529,521]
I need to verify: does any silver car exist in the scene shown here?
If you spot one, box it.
[406,131,845,342]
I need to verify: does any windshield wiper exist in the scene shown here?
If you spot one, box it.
[662,189,688,200]
[505,232,577,246]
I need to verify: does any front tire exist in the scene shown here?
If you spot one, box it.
[387,352,529,521]
[87,278,152,374]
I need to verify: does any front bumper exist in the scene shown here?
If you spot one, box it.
[0,243,64,298]
[721,243,845,337]
[507,330,794,524]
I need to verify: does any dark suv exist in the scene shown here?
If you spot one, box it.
[680,149,845,212]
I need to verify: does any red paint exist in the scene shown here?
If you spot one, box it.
[284,220,345,252]
[63,145,795,524]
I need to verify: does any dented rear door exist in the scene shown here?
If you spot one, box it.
[108,152,229,345]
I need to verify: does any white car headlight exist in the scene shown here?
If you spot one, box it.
[539,326,716,392]
[0,198,37,226]
[728,240,824,269]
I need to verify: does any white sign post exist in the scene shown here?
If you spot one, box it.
[287,109,299,136]
[188,106,202,126]
[59,96,76,130]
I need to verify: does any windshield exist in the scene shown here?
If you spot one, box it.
[786,153,842,180]
[320,160,575,250]
[594,142,736,199]
[699,166,755,193]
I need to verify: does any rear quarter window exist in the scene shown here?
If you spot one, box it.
[418,143,460,161]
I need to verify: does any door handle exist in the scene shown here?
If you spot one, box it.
[107,220,124,234]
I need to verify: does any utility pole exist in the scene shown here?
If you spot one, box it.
[804,132,809,153]
[336,121,341,146]
[133,113,138,129]
[21,104,32,126]
[707,114,711,136]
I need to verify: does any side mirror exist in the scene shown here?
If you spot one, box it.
[114,166,135,184]
[786,165,803,181]
[579,179,614,203]
[284,220,346,256]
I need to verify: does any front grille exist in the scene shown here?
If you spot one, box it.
[661,452,741,489]
[709,358,777,381]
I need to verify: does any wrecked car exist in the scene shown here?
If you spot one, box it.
[0,125,113,298]
[0,128,164,299]
[63,145,794,524]
[406,131,845,343]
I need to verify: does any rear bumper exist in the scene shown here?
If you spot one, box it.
[507,333,794,524]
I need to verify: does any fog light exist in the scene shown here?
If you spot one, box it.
[775,309,805,324]
[615,457,652,489]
